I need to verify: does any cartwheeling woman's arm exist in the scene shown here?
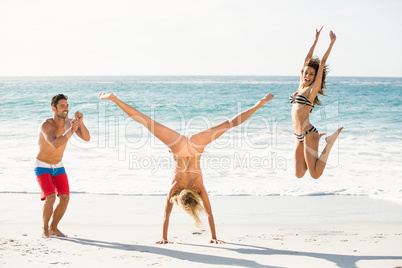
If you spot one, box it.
[156,195,174,244]
[199,186,224,244]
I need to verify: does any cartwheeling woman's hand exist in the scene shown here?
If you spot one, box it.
[210,239,225,244]
[98,92,117,101]
[156,239,171,245]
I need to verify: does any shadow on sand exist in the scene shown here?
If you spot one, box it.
[58,237,402,267]
[58,237,277,268]
[182,242,402,268]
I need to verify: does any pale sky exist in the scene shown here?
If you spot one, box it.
[1,0,401,77]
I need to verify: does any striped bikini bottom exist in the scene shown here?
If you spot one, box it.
[294,125,318,143]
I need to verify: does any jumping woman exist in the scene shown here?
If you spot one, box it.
[290,26,343,179]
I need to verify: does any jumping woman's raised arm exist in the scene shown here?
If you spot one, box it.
[300,27,323,87]
[311,31,336,97]
[304,26,323,64]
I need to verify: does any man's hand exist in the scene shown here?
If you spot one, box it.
[71,119,79,133]
[75,111,83,126]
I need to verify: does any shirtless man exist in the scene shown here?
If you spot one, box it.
[35,94,90,238]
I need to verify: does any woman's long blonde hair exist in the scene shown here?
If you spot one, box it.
[170,188,206,228]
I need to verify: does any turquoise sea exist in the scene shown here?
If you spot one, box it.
[0,76,401,203]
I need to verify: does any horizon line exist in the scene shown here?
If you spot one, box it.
[0,74,401,79]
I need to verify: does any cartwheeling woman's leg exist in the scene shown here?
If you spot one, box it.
[190,93,274,151]
[99,93,186,152]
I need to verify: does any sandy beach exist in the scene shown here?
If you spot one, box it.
[1,194,402,267]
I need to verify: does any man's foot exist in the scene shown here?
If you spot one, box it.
[325,127,344,145]
[42,229,50,238]
[49,228,67,237]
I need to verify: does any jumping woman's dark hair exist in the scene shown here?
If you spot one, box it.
[305,57,328,106]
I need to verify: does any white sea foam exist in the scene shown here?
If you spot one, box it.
[0,76,401,204]
[1,121,401,205]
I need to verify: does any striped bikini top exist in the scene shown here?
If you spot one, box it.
[289,94,314,112]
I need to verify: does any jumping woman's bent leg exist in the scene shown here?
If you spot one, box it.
[294,139,307,178]
[303,132,321,179]
[304,127,343,179]
[316,127,343,171]
[99,93,185,151]
[190,93,274,150]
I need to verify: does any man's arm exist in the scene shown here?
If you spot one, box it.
[74,111,91,141]
[41,120,79,149]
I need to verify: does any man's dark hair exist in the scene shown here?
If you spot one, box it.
[51,94,68,108]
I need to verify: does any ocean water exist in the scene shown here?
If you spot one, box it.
[1,76,401,203]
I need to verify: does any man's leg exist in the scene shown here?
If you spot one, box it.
[49,173,70,237]
[36,173,56,238]
[42,194,56,238]
[49,194,69,237]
